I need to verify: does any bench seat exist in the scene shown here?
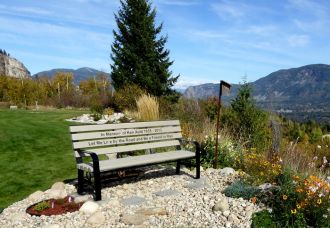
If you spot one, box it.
[77,150,195,172]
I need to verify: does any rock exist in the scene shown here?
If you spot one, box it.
[9,212,27,223]
[225,222,232,227]
[228,214,240,224]
[205,168,216,175]
[223,210,230,217]
[121,196,147,206]
[44,225,60,228]
[28,190,44,201]
[136,207,168,216]
[154,189,181,197]
[220,167,235,176]
[108,199,120,207]
[51,182,65,190]
[79,201,99,214]
[87,212,105,225]
[74,195,91,203]
[258,183,273,191]
[212,198,229,212]
[246,211,253,217]
[245,206,253,212]
[47,189,67,199]
[0,53,31,78]
[121,213,147,225]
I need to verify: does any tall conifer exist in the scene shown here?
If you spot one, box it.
[110,0,178,96]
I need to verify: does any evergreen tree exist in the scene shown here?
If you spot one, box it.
[221,83,270,151]
[110,0,178,96]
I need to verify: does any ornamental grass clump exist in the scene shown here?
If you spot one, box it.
[135,94,159,121]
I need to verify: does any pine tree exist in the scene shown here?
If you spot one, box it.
[110,0,179,96]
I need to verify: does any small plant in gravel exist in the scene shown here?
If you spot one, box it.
[34,201,51,212]
[223,180,260,200]
[251,210,278,227]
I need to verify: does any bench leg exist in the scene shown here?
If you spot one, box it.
[77,169,85,195]
[176,160,181,174]
[196,154,201,179]
[93,171,102,201]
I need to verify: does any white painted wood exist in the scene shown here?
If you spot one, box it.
[77,150,195,172]
[70,120,180,133]
[84,140,180,155]
[73,132,182,149]
[71,126,181,140]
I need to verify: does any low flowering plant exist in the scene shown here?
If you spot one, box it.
[243,151,282,185]
[258,171,330,227]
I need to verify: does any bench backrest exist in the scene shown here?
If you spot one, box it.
[70,120,182,159]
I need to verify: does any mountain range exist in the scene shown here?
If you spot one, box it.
[33,67,110,84]
[184,64,330,122]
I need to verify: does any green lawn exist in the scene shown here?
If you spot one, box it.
[0,108,86,210]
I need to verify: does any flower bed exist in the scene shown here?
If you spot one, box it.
[26,197,83,216]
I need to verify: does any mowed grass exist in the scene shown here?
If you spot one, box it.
[0,108,86,210]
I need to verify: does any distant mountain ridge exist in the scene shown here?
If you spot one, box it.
[33,67,110,84]
[183,64,330,122]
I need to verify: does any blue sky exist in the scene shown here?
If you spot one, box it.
[1,0,330,89]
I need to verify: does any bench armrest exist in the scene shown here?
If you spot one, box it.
[78,150,100,174]
[179,138,201,154]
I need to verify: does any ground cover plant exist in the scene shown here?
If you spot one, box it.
[0,108,85,209]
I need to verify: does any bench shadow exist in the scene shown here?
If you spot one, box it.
[64,165,196,190]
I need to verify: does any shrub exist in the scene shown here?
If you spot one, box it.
[223,180,260,200]
[201,135,243,169]
[113,83,145,111]
[34,201,51,212]
[104,107,114,116]
[251,210,278,228]
[135,94,159,121]
[90,103,104,121]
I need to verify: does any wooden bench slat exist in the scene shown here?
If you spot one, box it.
[77,150,195,172]
[70,120,180,133]
[71,126,181,140]
[73,132,182,149]
[84,140,180,155]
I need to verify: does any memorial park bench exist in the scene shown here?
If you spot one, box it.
[69,120,201,201]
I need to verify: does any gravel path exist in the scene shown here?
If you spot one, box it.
[0,166,263,227]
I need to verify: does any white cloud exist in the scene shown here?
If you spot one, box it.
[211,1,246,19]
[287,35,309,47]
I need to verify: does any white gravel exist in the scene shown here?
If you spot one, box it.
[0,166,264,227]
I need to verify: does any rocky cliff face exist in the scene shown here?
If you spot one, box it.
[0,54,31,79]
